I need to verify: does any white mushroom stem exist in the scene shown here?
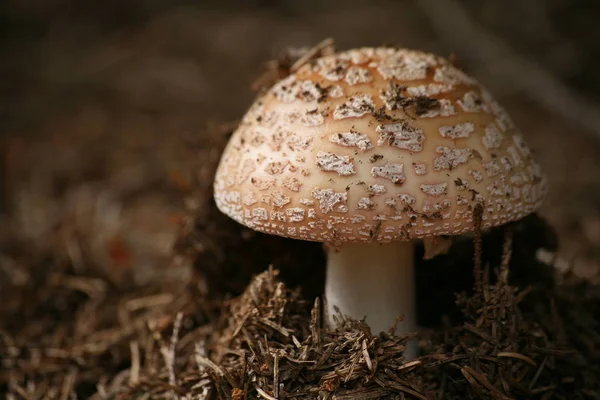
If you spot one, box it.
[325,241,417,356]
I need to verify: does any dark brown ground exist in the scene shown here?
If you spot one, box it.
[1,1,599,398]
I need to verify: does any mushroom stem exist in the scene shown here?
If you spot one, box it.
[325,241,416,354]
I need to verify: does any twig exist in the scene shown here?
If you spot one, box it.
[273,351,280,399]
[256,386,278,400]
[311,297,321,348]
[290,37,335,72]
[497,352,537,368]
[129,341,140,385]
[154,312,184,399]
[125,293,174,312]
[362,339,374,373]
[500,229,513,284]
[461,366,512,400]
[59,368,77,400]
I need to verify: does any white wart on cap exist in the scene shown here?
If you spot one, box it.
[214,47,547,244]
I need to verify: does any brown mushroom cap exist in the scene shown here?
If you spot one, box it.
[214,47,547,244]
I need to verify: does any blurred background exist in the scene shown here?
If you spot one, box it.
[1,0,599,287]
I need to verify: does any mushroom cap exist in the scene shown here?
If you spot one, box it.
[214,47,547,244]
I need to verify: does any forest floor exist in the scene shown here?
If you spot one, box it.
[1,2,599,398]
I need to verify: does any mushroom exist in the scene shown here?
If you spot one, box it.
[213,47,547,356]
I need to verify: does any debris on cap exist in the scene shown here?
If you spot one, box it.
[214,47,548,244]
